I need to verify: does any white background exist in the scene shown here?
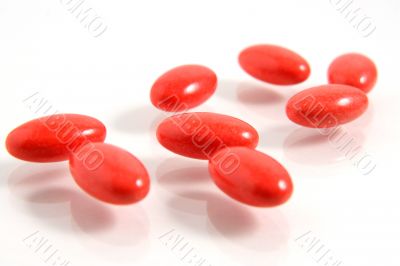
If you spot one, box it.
[1,0,399,265]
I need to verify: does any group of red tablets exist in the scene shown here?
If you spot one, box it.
[6,44,377,207]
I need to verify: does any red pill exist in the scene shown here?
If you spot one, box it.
[208,147,293,207]
[6,114,106,162]
[150,65,217,112]
[286,84,368,128]
[239,44,310,85]
[69,143,150,205]
[328,53,377,93]
[156,112,259,160]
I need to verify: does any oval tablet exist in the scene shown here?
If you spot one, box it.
[328,53,377,93]
[208,147,293,207]
[69,143,150,205]
[156,112,259,160]
[6,114,106,162]
[151,65,217,112]
[239,44,310,85]
[286,84,368,128]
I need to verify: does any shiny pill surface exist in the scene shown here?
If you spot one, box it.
[151,64,217,112]
[328,53,377,93]
[69,143,150,205]
[208,147,293,207]
[6,114,106,162]
[286,84,368,128]
[239,44,310,85]
[156,112,259,160]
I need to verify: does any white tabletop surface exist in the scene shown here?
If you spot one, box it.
[1,0,399,265]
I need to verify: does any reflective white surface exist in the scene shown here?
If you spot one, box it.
[0,0,399,265]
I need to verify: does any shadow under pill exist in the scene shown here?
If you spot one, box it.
[206,195,258,237]
[157,166,211,186]
[70,194,116,234]
[155,159,259,236]
[165,191,210,216]
[164,188,290,252]
[7,164,80,225]
[155,159,290,252]
[206,197,290,251]
[236,82,285,105]
[155,158,228,203]
[71,199,150,246]
[283,126,365,165]
[258,124,297,148]
[206,210,289,266]
[7,163,150,246]
[139,156,167,180]
[0,160,20,187]
[8,163,75,204]
[214,79,242,102]
[236,82,290,121]
[113,105,165,135]
[165,191,258,237]
[156,158,210,185]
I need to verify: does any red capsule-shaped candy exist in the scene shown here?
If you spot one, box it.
[6,114,106,162]
[239,44,310,85]
[328,53,377,93]
[156,112,259,160]
[150,65,217,112]
[69,143,150,205]
[209,147,293,207]
[286,84,368,128]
